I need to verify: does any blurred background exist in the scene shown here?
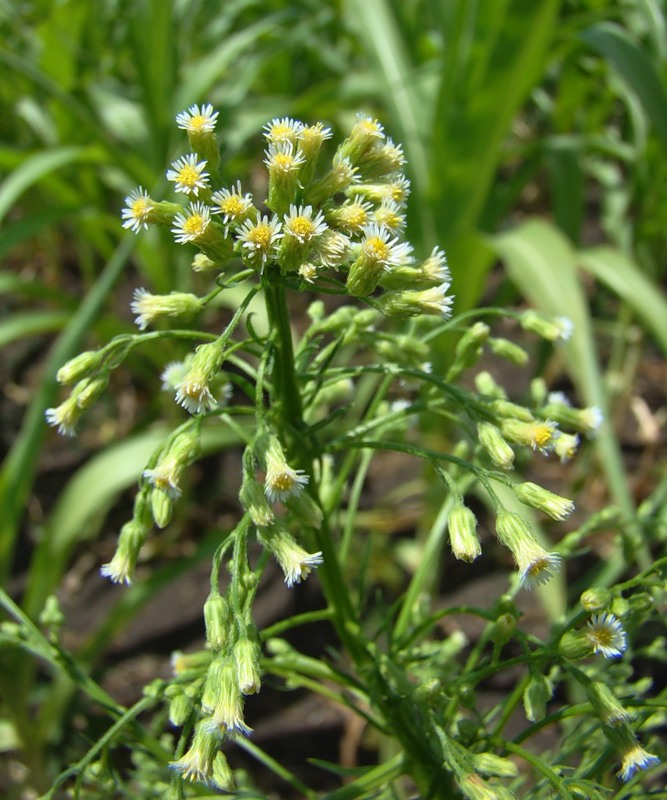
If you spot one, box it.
[1,0,666,796]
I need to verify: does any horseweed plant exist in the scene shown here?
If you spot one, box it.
[43,106,662,796]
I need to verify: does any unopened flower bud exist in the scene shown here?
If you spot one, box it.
[204,592,230,651]
[56,350,103,384]
[519,310,573,341]
[168,689,194,727]
[474,371,507,400]
[376,285,453,319]
[580,587,612,612]
[447,505,481,562]
[472,752,519,778]
[233,637,262,695]
[131,289,202,331]
[477,422,515,469]
[447,322,490,380]
[285,491,324,528]
[523,674,552,722]
[587,681,631,726]
[514,482,575,521]
[151,489,173,528]
[559,630,593,661]
[488,337,528,366]
[240,473,275,527]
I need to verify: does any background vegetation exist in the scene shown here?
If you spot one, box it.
[0,0,665,797]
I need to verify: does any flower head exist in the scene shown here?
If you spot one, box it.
[172,202,212,243]
[45,396,81,437]
[618,743,660,782]
[283,204,328,244]
[586,612,627,659]
[166,153,210,196]
[361,223,413,270]
[264,141,306,175]
[176,103,219,133]
[121,187,154,233]
[500,418,559,454]
[554,432,580,462]
[373,197,406,232]
[495,511,561,589]
[130,288,201,330]
[236,213,282,266]
[262,528,323,588]
[263,117,304,145]
[211,180,254,227]
[170,722,219,786]
[263,437,309,503]
[376,284,453,319]
[100,520,146,585]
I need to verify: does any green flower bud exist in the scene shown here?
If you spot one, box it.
[375,285,453,319]
[488,337,528,366]
[233,637,262,695]
[204,592,230,651]
[447,322,490,380]
[473,752,519,778]
[168,689,193,727]
[285,491,324,528]
[495,510,561,589]
[151,489,173,529]
[519,310,573,342]
[523,674,552,722]
[240,473,275,527]
[477,422,515,469]
[559,630,593,661]
[587,681,631,726]
[514,481,575,521]
[130,289,202,331]
[447,505,481,562]
[580,587,612,612]
[474,371,507,400]
[56,350,104,385]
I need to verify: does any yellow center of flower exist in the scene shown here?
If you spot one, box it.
[270,472,296,492]
[359,120,381,137]
[270,123,293,141]
[376,210,402,229]
[532,424,554,449]
[589,627,612,648]
[188,115,207,131]
[183,215,207,237]
[288,217,315,240]
[364,236,389,262]
[272,153,296,172]
[527,558,549,579]
[343,206,368,229]
[178,165,201,188]
[299,264,317,282]
[247,223,273,250]
[132,198,151,219]
[389,185,407,202]
[221,196,244,217]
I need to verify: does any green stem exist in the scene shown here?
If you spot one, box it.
[262,275,304,442]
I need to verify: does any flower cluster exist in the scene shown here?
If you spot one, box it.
[119,110,453,320]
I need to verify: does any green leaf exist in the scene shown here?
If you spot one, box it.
[0,146,100,224]
[0,311,70,348]
[581,22,667,151]
[579,245,667,357]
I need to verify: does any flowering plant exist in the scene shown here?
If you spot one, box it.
[38,105,662,797]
